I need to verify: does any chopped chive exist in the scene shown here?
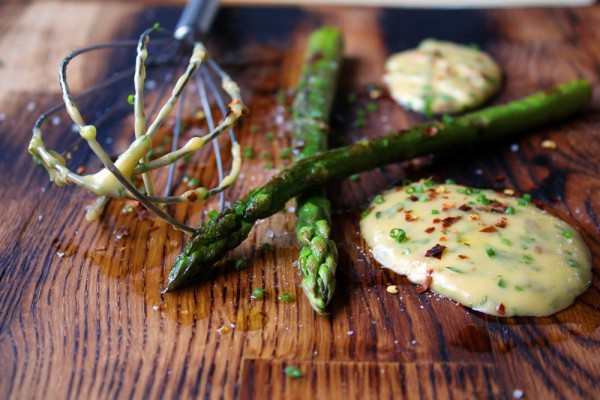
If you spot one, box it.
[515,286,524,292]
[279,292,293,303]
[402,179,413,186]
[419,196,428,202]
[406,187,416,194]
[251,288,266,299]
[501,238,512,246]
[486,247,496,257]
[284,366,303,379]
[522,254,534,264]
[446,266,464,274]
[127,94,135,105]
[476,194,491,205]
[424,179,436,188]
[188,177,200,186]
[497,278,506,288]
[567,259,578,268]
[523,193,532,201]
[375,212,382,219]
[349,174,360,181]
[431,210,440,215]
[390,228,408,243]
[235,259,245,271]
[207,209,218,220]
[244,145,255,159]
[361,209,372,219]
[563,230,574,239]
[373,194,385,204]
[153,22,161,29]
[366,102,378,112]
[505,205,516,215]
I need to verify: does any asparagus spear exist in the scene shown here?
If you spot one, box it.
[292,27,343,314]
[164,79,592,292]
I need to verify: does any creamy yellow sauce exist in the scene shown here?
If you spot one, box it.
[360,181,592,317]
[384,39,502,115]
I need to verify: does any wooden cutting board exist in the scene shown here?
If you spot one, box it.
[1,1,599,399]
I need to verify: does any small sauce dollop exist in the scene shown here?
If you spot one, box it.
[384,39,502,115]
[360,181,592,317]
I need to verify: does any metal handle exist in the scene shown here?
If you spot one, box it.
[174,0,219,41]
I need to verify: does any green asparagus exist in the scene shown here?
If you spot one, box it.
[164,79,592,292]
[292,27,343,314]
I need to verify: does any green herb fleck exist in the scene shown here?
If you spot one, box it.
[486,247,496,258]
[127,94,135,105]
[505,205,516,215]
[361,209,372,219]
[251,288,266,299]
[349,174,360,181]
[424,96,434,117]
[188,177,200,186]
[122,204,134,214]
[207,209,218,220]
[563,230,574,239]
[366,102,378,112]
[153,22,161,29]
[446,266,464,274]
[522,254,534,264]
[431,210,440,215]
[280,292,293,303]
[260,243,273,252]
[265,132,274,141]
[374,194,385,204]
[469,43,480,51]
[183,155,192,164]
[497,278,506,288]
[235,259,245,271]
[284,366,303,379]
[567,259,578,268]
[424,178,436,188]
[375,212,382,220]
[501,238,512,246]
[515,286,524,292]
[442,115,454,124]
[244,145,255,159]
[476,194,491,205]
[390,228,408,243]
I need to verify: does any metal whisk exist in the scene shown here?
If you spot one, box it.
[29,0,246,233]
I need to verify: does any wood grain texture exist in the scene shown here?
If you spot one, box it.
[1,2,599,399]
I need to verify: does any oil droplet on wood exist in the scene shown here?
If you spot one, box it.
[450,324,492,353]
[232,307,269,331]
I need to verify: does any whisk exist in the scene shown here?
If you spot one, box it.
[28,0,246,233]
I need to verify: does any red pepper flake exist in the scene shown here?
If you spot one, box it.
[425,227,435,233]
[496,303,506,315]
[433,218,441,223]
[424,126,438,137]
[425,244,446,259]
[495,218,508,228]
[458,204,472,212]
[409,195,419,202]
[534,245,544,254]
[228,99,240,107]
[442,216,462,228]
[458,254,469,259]
[416,269,433,293]
[480,226,498,233]
[95,245,107,252]
[308,51,324,63]
[442,202,456,209]
[439,236,448,242]
[76,166,86,174]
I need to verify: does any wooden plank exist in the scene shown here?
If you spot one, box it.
[1,2,599,399]
[240,360,503,399]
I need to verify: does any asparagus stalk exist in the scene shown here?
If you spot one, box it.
[164,79,592,292]
[292,27,343,314]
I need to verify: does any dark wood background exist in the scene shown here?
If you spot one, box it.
[1,1,599,399]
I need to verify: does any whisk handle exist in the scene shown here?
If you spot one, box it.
[174,0,219,41]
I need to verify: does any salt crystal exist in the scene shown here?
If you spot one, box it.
[347,330,354,335]
[475,168,483,175]
[51,116,61,126]
[27,102,36,112]
[0,113,6,121]
[510,143,519,152]
[145,79,157,90]
[513,389,524,399]
[152,305,159,311]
